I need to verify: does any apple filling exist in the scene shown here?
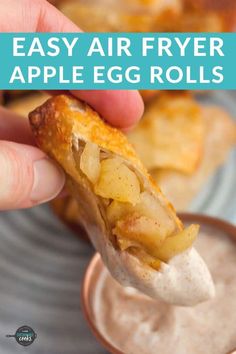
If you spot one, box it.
[77,141,198,269]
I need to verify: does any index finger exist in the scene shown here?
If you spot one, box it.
[71,90,144,129]
[0,0,144,128]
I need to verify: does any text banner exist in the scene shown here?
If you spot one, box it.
[0,33,235,90]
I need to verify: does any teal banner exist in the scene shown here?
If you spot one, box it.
[0,33,235,90]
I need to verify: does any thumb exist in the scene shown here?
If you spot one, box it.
[0,141,65,210]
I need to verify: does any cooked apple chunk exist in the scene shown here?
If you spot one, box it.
[94,158,141,205]
[155,224,199,262]
[114,214,167,255]
[107,200,133,226]
[107,192,175,236]
[80,142,101,184]
[135,192,175,236]
[115,220,198,263]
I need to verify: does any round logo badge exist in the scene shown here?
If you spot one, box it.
[6,325,37,346]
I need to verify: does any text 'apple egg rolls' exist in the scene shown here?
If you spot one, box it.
[29,95,214,305]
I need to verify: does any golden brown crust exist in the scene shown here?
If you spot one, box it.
[0,91,4,105]
[30,94,141,168]
[128,93,205,174]
[59,0,182,32]
[139,90,159,103]
[29,94,182,231]
[153,105,236,210]
[184,0,236,12]
[59,0,235,32]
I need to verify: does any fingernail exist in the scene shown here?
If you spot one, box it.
[31,159,65,203]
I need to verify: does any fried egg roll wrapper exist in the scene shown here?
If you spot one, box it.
[29,95,214,305]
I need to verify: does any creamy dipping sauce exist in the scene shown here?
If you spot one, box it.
[94,225,236,354]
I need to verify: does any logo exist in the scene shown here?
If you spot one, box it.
[6,325,37,346]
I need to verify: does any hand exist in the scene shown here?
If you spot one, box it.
[0,0,144,210]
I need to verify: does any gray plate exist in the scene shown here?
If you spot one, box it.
[0,91,235,354]
[190,91,236,223]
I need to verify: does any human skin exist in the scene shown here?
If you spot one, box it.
[0,0,144,210]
